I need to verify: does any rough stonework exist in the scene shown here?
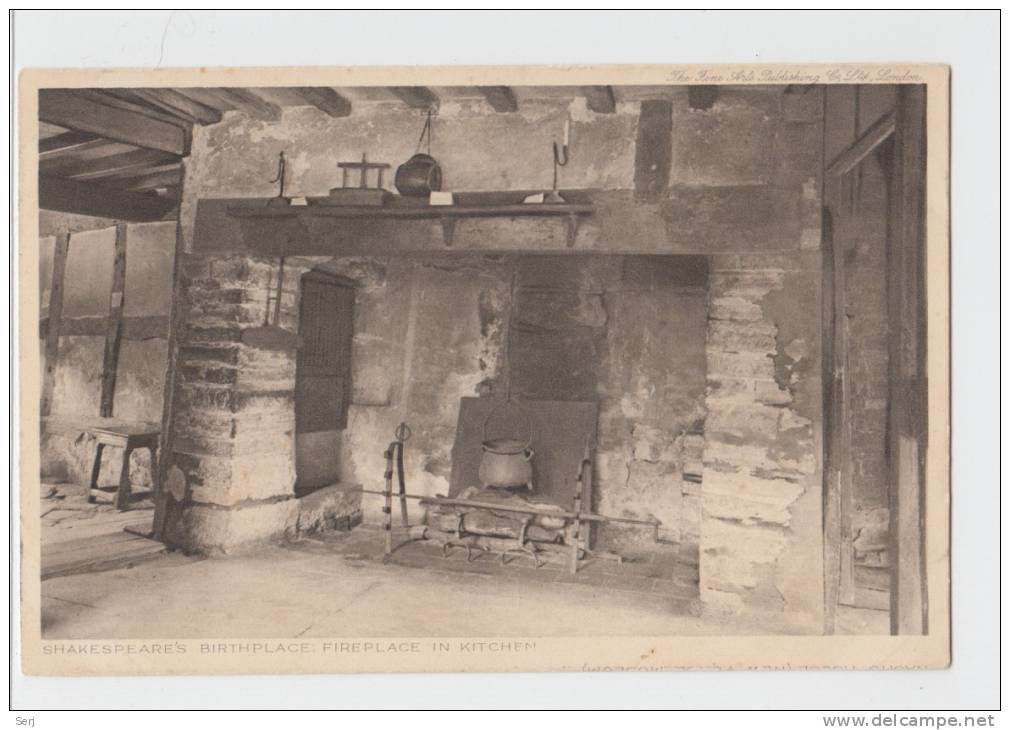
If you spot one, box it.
[163,254,361,553]
[700,255,823,627]
[295,483,363,535]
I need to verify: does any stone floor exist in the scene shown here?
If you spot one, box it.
[303,527,701,606]
[40,524,777,640]
[38,519,889,638]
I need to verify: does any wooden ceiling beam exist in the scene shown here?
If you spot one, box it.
[39,89,189,156]
[289,87,352,117]
[42,148,177,180]
[170,87,237,112]
[40,175,178,222]
[581,86,616,114]
[39,130,105,157]
[478,86,518,113]
[687,86,719,111]
[207,88,281,121]
[79,89,197,134]
[119,167,184,191]
[388,86,439,109]
[120,88,223,125]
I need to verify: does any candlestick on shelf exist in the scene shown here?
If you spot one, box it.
[548,118,571,204]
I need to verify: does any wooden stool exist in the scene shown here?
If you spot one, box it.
[87,420,160,511]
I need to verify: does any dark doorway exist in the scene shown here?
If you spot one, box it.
[295,270,354,496]
[822,85,928,635]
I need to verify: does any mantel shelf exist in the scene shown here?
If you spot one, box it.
[225,193,595,247]
[227,202,594,220]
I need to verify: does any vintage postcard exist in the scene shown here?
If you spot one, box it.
[16,63,950,676]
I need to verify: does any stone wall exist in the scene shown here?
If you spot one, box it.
[508,255,708,549]
[161,253,361,553]
[327,255,513,523]
[701,253,823,629]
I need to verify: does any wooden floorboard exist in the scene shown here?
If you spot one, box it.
[41,505,163,581]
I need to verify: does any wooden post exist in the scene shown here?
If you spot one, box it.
[152,165,187,542]
[887,85,928,636]
[99,223,128,417]
[633,100,673,202]
[821,204,841,635]
[40,230,70,417]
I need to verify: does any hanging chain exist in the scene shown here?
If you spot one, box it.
[415,109,434,155]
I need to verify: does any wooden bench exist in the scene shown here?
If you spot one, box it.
[43,417,160,511]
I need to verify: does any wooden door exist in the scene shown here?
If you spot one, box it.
[822,85,928,634]
[295,271,354,493]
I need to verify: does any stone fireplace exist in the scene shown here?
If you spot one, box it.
[163,251,711,550]
[157,84,826,630]
[162,245,822,627]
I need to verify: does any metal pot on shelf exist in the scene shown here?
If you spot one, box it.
[395,109,442,197]
[394,153,442,197]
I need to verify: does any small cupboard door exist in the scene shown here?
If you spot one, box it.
[296,271,354,435]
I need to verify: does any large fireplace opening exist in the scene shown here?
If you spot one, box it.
[293,252,709,563]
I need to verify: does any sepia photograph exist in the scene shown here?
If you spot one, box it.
[14,11,997,715]
[20,65,949,665]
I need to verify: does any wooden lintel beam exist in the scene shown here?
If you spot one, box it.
[388,86,439,110]
[290,87,352,117]
[42,148,177,180]
[478,86,518,113]
[40,175,178,222]
[39,89,189,156]
[581,86,616,114]
[209,88,281,121]
[124,88,223,125]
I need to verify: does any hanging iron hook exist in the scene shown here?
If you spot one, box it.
[268,151,286,199]
[552,117,570,192]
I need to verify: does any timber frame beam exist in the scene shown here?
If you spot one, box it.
[388,86,440,110]
[581,86,616,114]
[290,87,352,117]
[478,86,518,113]
[39,89,190,156]
[40,175,178,222]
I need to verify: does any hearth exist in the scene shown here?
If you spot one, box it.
[365,415,665,573]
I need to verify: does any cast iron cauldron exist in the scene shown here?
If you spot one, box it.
[395,153,442,197]
[477,402,534,491]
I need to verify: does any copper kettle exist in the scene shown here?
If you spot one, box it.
[478,402,534,491]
